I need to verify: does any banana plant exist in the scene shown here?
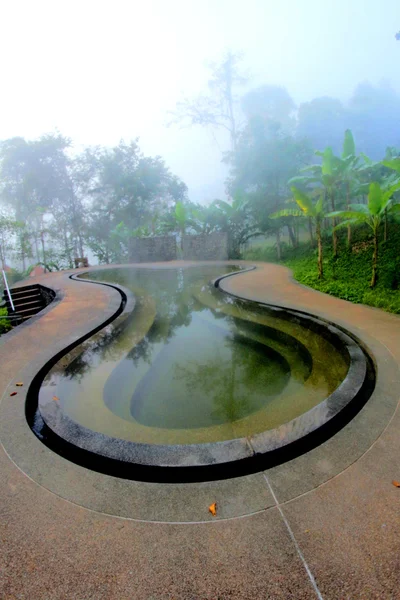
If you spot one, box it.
[338,129,360,246]
[328,180,400,287]
[290,130,361,254]
[160,201,195,251]
[175,201,188,250]
[382,157,400,174]
[209,193,260,258]
[358,153,400,241]
[290,146,342,256]
[270,186,325,278]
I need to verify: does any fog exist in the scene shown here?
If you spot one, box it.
[1,0,399,203]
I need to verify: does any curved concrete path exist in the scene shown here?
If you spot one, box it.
[1,262,400,599]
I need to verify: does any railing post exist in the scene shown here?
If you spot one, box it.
[2,270,15,312]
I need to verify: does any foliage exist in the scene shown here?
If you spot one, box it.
[297,83,400,161]
[226,114,313,258]
[0,213,21,269]
[271,186,325,277]
[74,140,187,263]
[328,180,400,286]
[241,85,296,132]
[208,194,260,258]
[244,223,400,314]
[0,307,11,334]
[2,60,400,278]
[0,134,79,268]
[297,97,347,154]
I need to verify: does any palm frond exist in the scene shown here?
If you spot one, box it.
[333,219,363,231]
[269,209,304,219]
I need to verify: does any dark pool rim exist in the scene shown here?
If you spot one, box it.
[26,265,375,482]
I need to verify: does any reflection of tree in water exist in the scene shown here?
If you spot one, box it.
[175,334,290,424]
[62,325,122,382]
[56,266,232,382]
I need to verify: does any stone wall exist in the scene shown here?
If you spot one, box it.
[128,236,177,262]
[182,232,228,261]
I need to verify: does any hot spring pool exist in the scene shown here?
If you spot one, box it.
[33,265,370,470]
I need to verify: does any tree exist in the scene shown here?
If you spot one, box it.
[348,82,400,160]
[271,186,326,278]
[13,222,33,270]
[328,181,400,287]
[75,140,187,263]
[227,115,312,255]
[208,194,260,258]
[170,51,247,151]
[241,85,295,132]
[0,213,19,270]
[159,201,198,252]
[297,97,347,154]
[0,134,77,267]
[336,129,361,246]
[290,146,342,256]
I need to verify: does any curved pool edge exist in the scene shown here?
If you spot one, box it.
[0,261,398,523]
[30,265,374,475]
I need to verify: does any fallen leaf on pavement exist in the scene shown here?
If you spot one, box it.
[10,392,17,397]
[15,382,23,387]
[209,502,217,516]
[53,396,60,401]
[392,480,400,488]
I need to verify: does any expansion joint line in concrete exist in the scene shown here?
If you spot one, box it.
[263,474,324,600]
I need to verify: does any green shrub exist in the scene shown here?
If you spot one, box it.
[0,307,12,334]
[244,222,400,315]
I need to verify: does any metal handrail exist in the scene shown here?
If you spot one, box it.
[2,270,15,312]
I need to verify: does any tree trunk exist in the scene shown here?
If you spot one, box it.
[370,230,378,288]
[317,220,323,279]
[287,225,297,248]
[331,189,338,257]
[40,231,46,272]
[63,228,72,268]
[225,53,237,152]
[346,182,351,247]
[77,231,84,258]
[21,239,26,271]
[33,234,40,264]
[384,209,388,243]
[308,218,314,246]
[276,229,281,261]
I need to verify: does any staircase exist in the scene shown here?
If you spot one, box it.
[2,284,48,324]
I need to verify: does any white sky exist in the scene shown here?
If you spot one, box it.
[0,0,399,203]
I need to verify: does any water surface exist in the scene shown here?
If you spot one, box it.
[39,266,349,444]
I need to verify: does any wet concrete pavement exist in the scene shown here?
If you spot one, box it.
[1,261,400,599]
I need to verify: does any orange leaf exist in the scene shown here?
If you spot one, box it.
[10,391,17,397]
[208,502,217,516]
[15,382,23,387]
[52,396,60,401]
[392,480,400,488]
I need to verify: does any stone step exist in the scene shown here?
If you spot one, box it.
[9,284,39,296]
[5,295,42,308]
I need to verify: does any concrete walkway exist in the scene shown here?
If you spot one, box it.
[1,262,400,599]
